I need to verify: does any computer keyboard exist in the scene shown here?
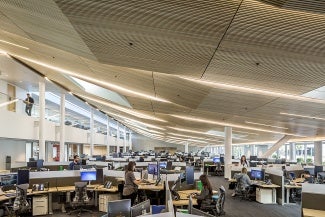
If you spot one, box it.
[5,193,16,197]
[141,180,151,184]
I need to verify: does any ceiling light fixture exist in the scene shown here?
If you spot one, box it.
[232,130,259,135]
[171,114,302,137]
[168,132,219,142]
[10,55,169,103]
[168,126,224,137]
[80,95,166,122]
[0,50,8,55]
[181,77,325,105]
[0,40,29,50]
[280,112,325,121]
[245,121,288,129]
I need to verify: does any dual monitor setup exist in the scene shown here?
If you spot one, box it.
[26,159,44,171]
[107,199,151,217]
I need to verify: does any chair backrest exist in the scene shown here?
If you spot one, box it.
[235,176,246,191]
[74,182,88,203]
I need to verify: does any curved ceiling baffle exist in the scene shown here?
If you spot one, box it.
[0,0,325,148]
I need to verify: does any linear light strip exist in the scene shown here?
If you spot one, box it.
[280,112,325,121]
[171,114,303,137]
[10,54,169,102]
[167,126,224,138]
[181,77,325,105]
[0,40,29,50]
[245,121,288,129]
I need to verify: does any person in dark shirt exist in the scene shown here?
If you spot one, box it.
[24,93,34,116]
[69,155,80,170]
[193,174,213,210]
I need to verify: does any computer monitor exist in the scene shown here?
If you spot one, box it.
[81,159,87,165]
[213,157,220,164]
[159,162,167,169]
[220,156,224,164]
[304,167,314,176]
[131,199,150,217]
[27,161,37,169]
[250,156,257,161]
[36,159,44,170]
[166,161,172,170]
[186,166,194,185]
[315,166,323,177]
[191,207,214,217]
[250,170,264,180]
[0,174,17,186]
[108,199,131,217]
[29,158,35,162]
[80,170,97,183]
[148,163,158,175]
[17,169,29,185]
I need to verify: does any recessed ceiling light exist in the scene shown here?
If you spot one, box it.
[245,121,288,129]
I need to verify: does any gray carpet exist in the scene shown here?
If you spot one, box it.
[48,176,300,217]
[208,176,300,217]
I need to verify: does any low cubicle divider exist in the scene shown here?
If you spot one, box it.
[301,183,325,216]
[264,168,284,205]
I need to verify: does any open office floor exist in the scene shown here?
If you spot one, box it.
[45,176,301,217]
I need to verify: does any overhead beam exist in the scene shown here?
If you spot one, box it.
[261,135,293,158]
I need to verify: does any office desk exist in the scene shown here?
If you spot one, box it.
[173,190,200,207]
[284,184,302,204]
[138,183,164,191]
[303,208,325,217]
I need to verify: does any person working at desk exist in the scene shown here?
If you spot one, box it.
[123,161,141,205]
[232,167,252,197]
[69,155,80,170]
[240,155,249,167]
[192,174,213,210]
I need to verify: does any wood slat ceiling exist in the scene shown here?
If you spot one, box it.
[0,0,325,146]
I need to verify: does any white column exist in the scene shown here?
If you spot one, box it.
[314,141,323,166]
[129,131,132,151]
[106,115,110,157]
[285,144,288,160]
[116,122,120,153]
[123,125,127,152]
[185,142,189,153]
[290,142,296,161]
[59,93,65,162]
[90,108,94,157]
[38,80,46,160]
[224,126,232,179]
[304,144,307,163]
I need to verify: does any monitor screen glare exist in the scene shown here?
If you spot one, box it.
[148,164,158,175]
[213,157,220,163]
[250,170,263,180]
[159,162,167,169]
[80,170,97,181]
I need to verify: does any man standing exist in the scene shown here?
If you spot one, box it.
[24,93,34,116]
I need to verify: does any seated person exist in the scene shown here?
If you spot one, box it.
[69,155,81,170]
[193,174,213,210]
[232,167,252,197]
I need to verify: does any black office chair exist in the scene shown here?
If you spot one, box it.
[8,184,31,216]
[68,182,92,216]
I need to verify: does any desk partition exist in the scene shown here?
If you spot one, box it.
[301,183,325,216]
[265,168,284,205]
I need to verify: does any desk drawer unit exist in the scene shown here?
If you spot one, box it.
[99,194,118,212]
[256,188,273,204]
[33,195,48,216]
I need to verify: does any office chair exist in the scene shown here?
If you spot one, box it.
[68,182,92,216]
[234,177,251,201]
[215,163,224,176]
[9,184,31,215]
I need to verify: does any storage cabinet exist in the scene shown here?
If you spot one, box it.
[33,195,48,216]
[256,187,273,204]
[99,194,119,212]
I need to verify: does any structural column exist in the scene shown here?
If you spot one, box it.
[123,126,127,152]
[285,144,288,160]
[106,115,110,157]
[116,122,120,153]
[185,142,189,153]
[129,131,132,151]
[304,144,308,163]
[224,126,232,179]
[314,141,323,166]
[289,142,296,161]
[59,93,65,162]
[38,79,46,160]
[90,108,94,157]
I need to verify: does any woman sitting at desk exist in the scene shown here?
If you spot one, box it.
[123,161,141,205]
[193,174,213,210]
